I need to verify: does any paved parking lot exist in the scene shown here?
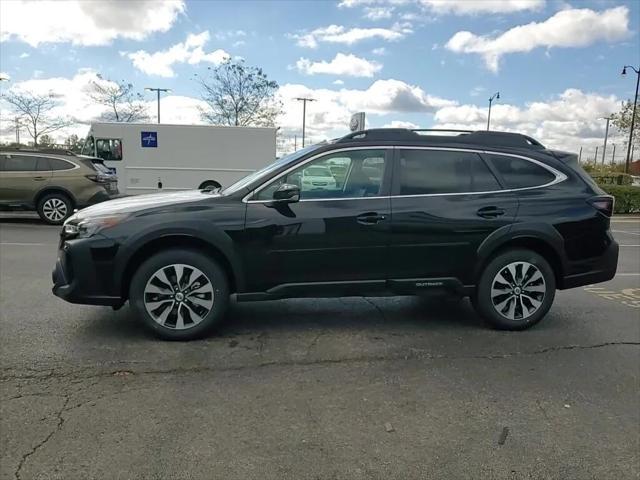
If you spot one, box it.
[1,216,638,480]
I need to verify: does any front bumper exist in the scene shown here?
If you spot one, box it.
[51,235,123,306]
[559,236,619,289]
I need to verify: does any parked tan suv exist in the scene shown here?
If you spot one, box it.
[0,149,118,224]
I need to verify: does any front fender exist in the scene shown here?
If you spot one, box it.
[113,220,245,293]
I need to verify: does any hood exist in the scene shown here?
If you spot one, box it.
[70,190,219,221]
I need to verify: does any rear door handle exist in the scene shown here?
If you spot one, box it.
[357,212,387,225]
[33,176,47,181]
[477,206,505,218]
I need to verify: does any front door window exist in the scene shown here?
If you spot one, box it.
[255,149,387,201]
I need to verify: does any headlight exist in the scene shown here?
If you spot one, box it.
[63,214,129,238]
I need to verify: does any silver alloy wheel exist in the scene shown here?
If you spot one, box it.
[143,264,215,330]
[42,198,68,222]
[490,261,546,321]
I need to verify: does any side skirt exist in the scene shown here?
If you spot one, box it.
[235,278,475,302]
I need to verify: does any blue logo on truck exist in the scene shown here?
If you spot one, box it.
[141,131,157,148]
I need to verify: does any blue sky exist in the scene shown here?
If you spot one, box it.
[0,0,639,155]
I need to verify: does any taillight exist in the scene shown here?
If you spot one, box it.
[85,174,108,183]
[587,195,614,217]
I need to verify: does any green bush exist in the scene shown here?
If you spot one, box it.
[591,173,634,186]
[601,185,640,214]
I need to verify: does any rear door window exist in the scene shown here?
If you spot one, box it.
[48,158,75,171]
[36,157,51,171]
[395,149,501,195]
[485,154,556,189]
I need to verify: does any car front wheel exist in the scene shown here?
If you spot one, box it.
[474,248,556,330]
[129,249,229,340]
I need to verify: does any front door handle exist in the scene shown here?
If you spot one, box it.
[33,176,47,181]
[357,212,387,225]
[477,206,505,218]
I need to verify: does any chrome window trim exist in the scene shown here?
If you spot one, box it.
[243,146,393,203]
[243,146,567,204]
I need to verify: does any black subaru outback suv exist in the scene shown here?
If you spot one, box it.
[52,129,618,340]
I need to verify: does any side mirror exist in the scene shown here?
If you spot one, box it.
[273,183,300,203]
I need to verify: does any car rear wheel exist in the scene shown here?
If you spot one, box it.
[129,249,229,340]
[37,193,73,225]
[474,248,555,330]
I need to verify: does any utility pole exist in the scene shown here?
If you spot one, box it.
[145,87,171,124]
[578,146,583,163]
[612,144,616,164]
[294,135,297,151]
[15,118,21,144]
[295,97,316,147]
[621,65,639,173]
[595,146,599,162]
[487,92,500,130]
[600,115,614,164]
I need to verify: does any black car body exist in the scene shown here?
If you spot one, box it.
[52,129,618,339]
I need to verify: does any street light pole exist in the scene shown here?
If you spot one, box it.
[145,87,171,124]
[600,115,614,164]
[295,97,316,147]
[487,92,500,131]
[621,65,639,173]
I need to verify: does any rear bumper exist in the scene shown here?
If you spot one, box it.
[51,237,123,307]
[559,237,619,289]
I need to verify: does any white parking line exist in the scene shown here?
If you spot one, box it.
[620,245,640,247]
[612,230,640,236]
[0,242,55,246]
[616,273,640,276]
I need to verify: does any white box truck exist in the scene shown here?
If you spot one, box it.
[80,123,276,195]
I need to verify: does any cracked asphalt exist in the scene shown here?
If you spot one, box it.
[1,216,639,480]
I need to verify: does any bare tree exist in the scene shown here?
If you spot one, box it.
[2,91,71,145]
[87,76,149,122]
[198,59,281,127]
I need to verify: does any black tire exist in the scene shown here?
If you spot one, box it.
[37,192,73,225]
[129,249,230,340]
[198,180,221,190]
[474,248,556,331]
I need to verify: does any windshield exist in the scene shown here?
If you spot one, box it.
[222,144,322,195]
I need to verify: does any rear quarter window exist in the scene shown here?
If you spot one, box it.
[485,154,556,189]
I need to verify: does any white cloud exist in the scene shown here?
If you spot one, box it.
[0,0,184,47]
[372,47,387,55]
[364,6,394,20]
[383,120,420,128]
[289,23,412,48]
[333,80,345,85]
[19,53,29,59]
[446,6,631,72]
[339,0,544,15]
[419,0,545,15]
[125,31,230,78]
[470,86,486,97]
[276,79,455,142]
[433,89,623,153]
[296,53,382,77]
[0,72,10,80]
[0,69,215,144]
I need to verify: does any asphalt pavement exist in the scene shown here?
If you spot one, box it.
[1,216,638,480]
